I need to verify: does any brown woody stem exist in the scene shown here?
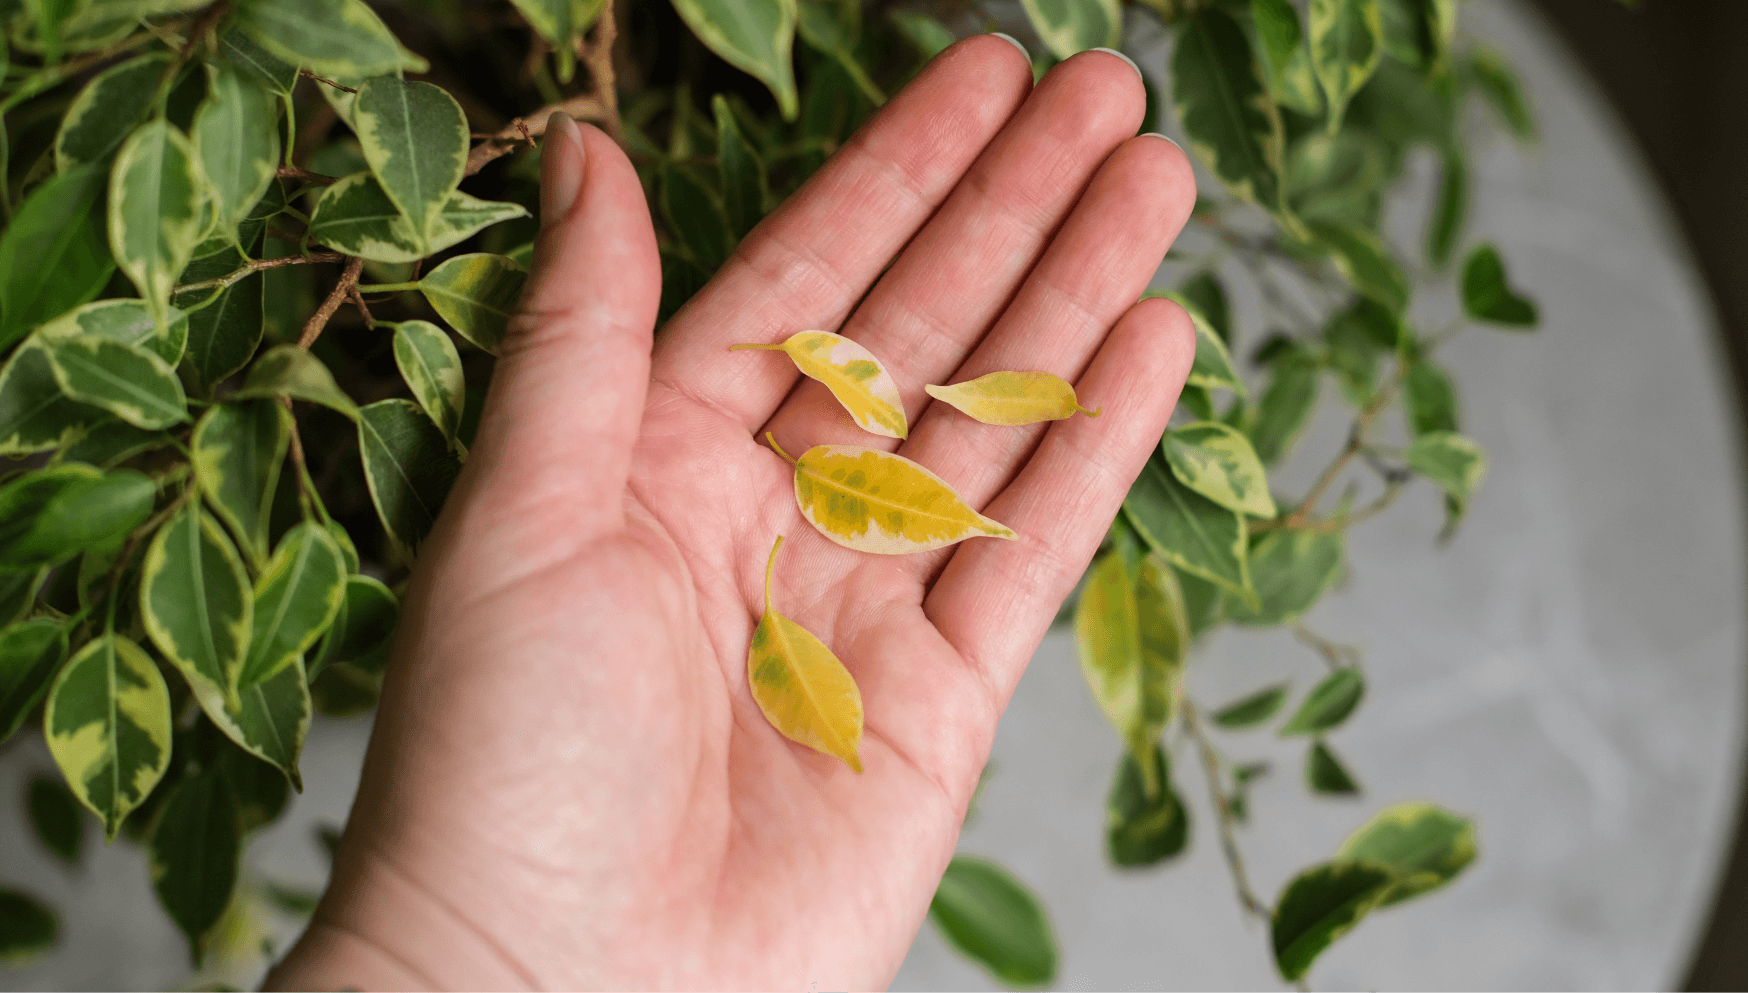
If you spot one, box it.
[299,255,363,349]
[171,251,346,296]
[1182,701,1273,922]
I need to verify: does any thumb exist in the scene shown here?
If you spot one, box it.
[465,114,661,537]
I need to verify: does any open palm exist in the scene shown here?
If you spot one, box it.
[269,37,1196,991]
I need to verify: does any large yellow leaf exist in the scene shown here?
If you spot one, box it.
[747,536,864,772]
[733,331,908,439]
[769,435,1017,554]
[925,371,1101,426]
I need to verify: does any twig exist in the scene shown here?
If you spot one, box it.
[172,251,345,296]
[300,68,358,94]
[299,255,363,349]
[1182,702,1273,922]
[579,0,620,138]
[1290,622,1361,672]
[153,1,230,109]
[277,165,338,186]
[347,284,377,330]
[1293,477,1408,535]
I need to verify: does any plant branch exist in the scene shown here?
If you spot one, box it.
[299,69,357,93]
[1182,701,1273,923]
[277,165,337,186]
[172,251,345,296]
[1290,622,1361,672]
[299,255,363,349]
[464,0,623,176]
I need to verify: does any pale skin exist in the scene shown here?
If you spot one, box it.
[267,38,1197,991]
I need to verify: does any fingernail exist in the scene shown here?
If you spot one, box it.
[989,32,1029,58]
[540,112,585,225]
[1091,47,1142,79]
[1141,132,1185,154]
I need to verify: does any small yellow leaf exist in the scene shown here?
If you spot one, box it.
[768,434,1017,554]
[732,331,909,439]
[925,371,1100,426]
[747,535,864,772]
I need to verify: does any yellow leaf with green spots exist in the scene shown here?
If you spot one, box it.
[43,633,172,840]
[925,371,1100,426]
[769,435,1016,554]
[734,331,908,439]
[747,536,863,771]
[1075,544,1185,795]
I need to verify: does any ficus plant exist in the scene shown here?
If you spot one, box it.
[0,0,1612,986]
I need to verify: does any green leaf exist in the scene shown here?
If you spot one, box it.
[1338,801,1476,905]
[1164,421,1277,519]
[219,743,289,831]
[1403,358,1456,440]
[46,334,188,429]
[1074,548,1185,787]
[392,320,466,446]
[667,0,799,119]
[191,400,293,569]
[0,163,114,351]
[141,505,254,715]
[193,62,281,246]
[308,172,527,262]
[1461,243,1538,328]
[1176,271,1231,345]
[56,420,168,469]
[1308,221,1408,314]
[0,342,103,455]
[1177,566,1225,641]
[1287,131,1387,228]
[1467,49,1533,142]
[930,856,1058,987]
[659,252,712,326]
[1173,8,1286,214]
[307,575,397,682]
[1404,430,1485,504]
[232,345,359,419]
[1280,667,1364,736]
[508,0,608,55]
[209,659,311,788]
[1018,0,1118,60]
[1226,529,1344,626]
[1427,148,1467,268]
[150,766,241,965]
[1248,347,1319,465]
[417,254,526,355]
[353,76,469,245]
[1212,682,1290,728]
[54,51,173,172]
[0,619,67,744]
[1346,55,1456,153]
[1105,742,1189,867]
[358,398,463,554]
[1308,738,1360,794]
[0,888,57,964]
[310,658,381,717]
[1272,860,1393,981]
[240,523,346,688]
[1377,0,1447,67]
[37,298,187,365]
[0,568,49,627]
[219,28,301,96]
[714,94,769,239]
[0,464,155,570]
[44,632,173,840]
[889,10,955,60]
[232,0,427,77]
[108,121,206,329]
[1252,0,1323,115]
[1309,0,1383,133]
[175,248,267,396]
[1153,290,1245,396]
[661,164,735,270]
[1124,452,1255,607]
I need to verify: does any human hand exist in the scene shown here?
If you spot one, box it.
[267,36,1196,990]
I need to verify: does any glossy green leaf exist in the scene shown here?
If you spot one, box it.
[1124,452,1255,606]
[0,163,114,352]
[309,172,528,263]
[661,164,735,270]
[108,121,206,329]
[890,10,955,60]
[1308,738,1360,794]
[668,0,799,119]
[1427,147,1468,268]
[56,420,167,469]
[1253,0,1323,115]
[1151,290,1245,396]
[1272,860,1394,981]
[1309,221,1408,314]
[0,464,155,570]
[1019,0,1118,59]
[1177,271,1231,345]
[1075,546,1185,791]
[1403,358,1458,437]
[1309,0,1383,132]
[1176,565,1225,641]
[232,345,358,419]
[1227,529,1344,626]
[931,856,1058,987]
[209,658,311,788]
[1212,683,1291,729]
[509,0,608,52]
[27,774,83,863]
[175,247,267,396]
[191,400,292,568]
[0,568,49,627]
[307,575,397,683]
[193,62,281,246]
[1164,421,1277,518]
[0,619,67,744]
[219,743,289,832]
[1173,8,1286,213]
[37,298,187,365]
[0,889,57,964]
[43,633,173,840]
[54,52,172,172]
[309,658,381,717]
[46,334,188,429]
[1338,801,1476,905]
[353,76,470,244]
[232,0,426,77]
[1280,667,1364,736]
[1468,49,1533,142]
[219,28,301,96]
[1288,131,1387,228]
[392,320,466,446]
[714,94,769,238]
[418,254,526,355]
[1404,430,1486,505]
[0,342,103,455]
[1461,243,1538,328]
[1106,742,1189,867]
[240,524,346,688]
[358,399,463,554]
[1248,347,1319,465]
[149,767,240,965]
[141,505,253,715]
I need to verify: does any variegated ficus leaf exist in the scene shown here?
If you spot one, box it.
[733,331,908,439]
[240,523,347,688]
[1163,421,1278,519]
[746,535,864,771]
[53,52,172,172]
[231,345,359,419]
[43,633,172,840]
[392,320,467,447]
[189,400,292,569]
[417,254,526,355]
[925,371,1100,426]
[45,335,188,430]
[353,76,470,246]
[107,120,207,331]
[767,434,1015,554]
[308,172,528,263]
[36,299,187,366]
[140,504,254,715]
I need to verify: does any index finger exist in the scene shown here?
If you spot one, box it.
[647,35,1034,430]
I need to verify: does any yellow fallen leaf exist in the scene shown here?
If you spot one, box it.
[767,433,1017,554]
[731,331,909,439]
[925,371,1100,426]
[747,535,865,772]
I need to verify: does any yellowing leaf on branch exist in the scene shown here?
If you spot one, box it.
[732,331,908,439]
[925,371,1100,426]
[747,536,864,772]
[767,434,1016,554]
